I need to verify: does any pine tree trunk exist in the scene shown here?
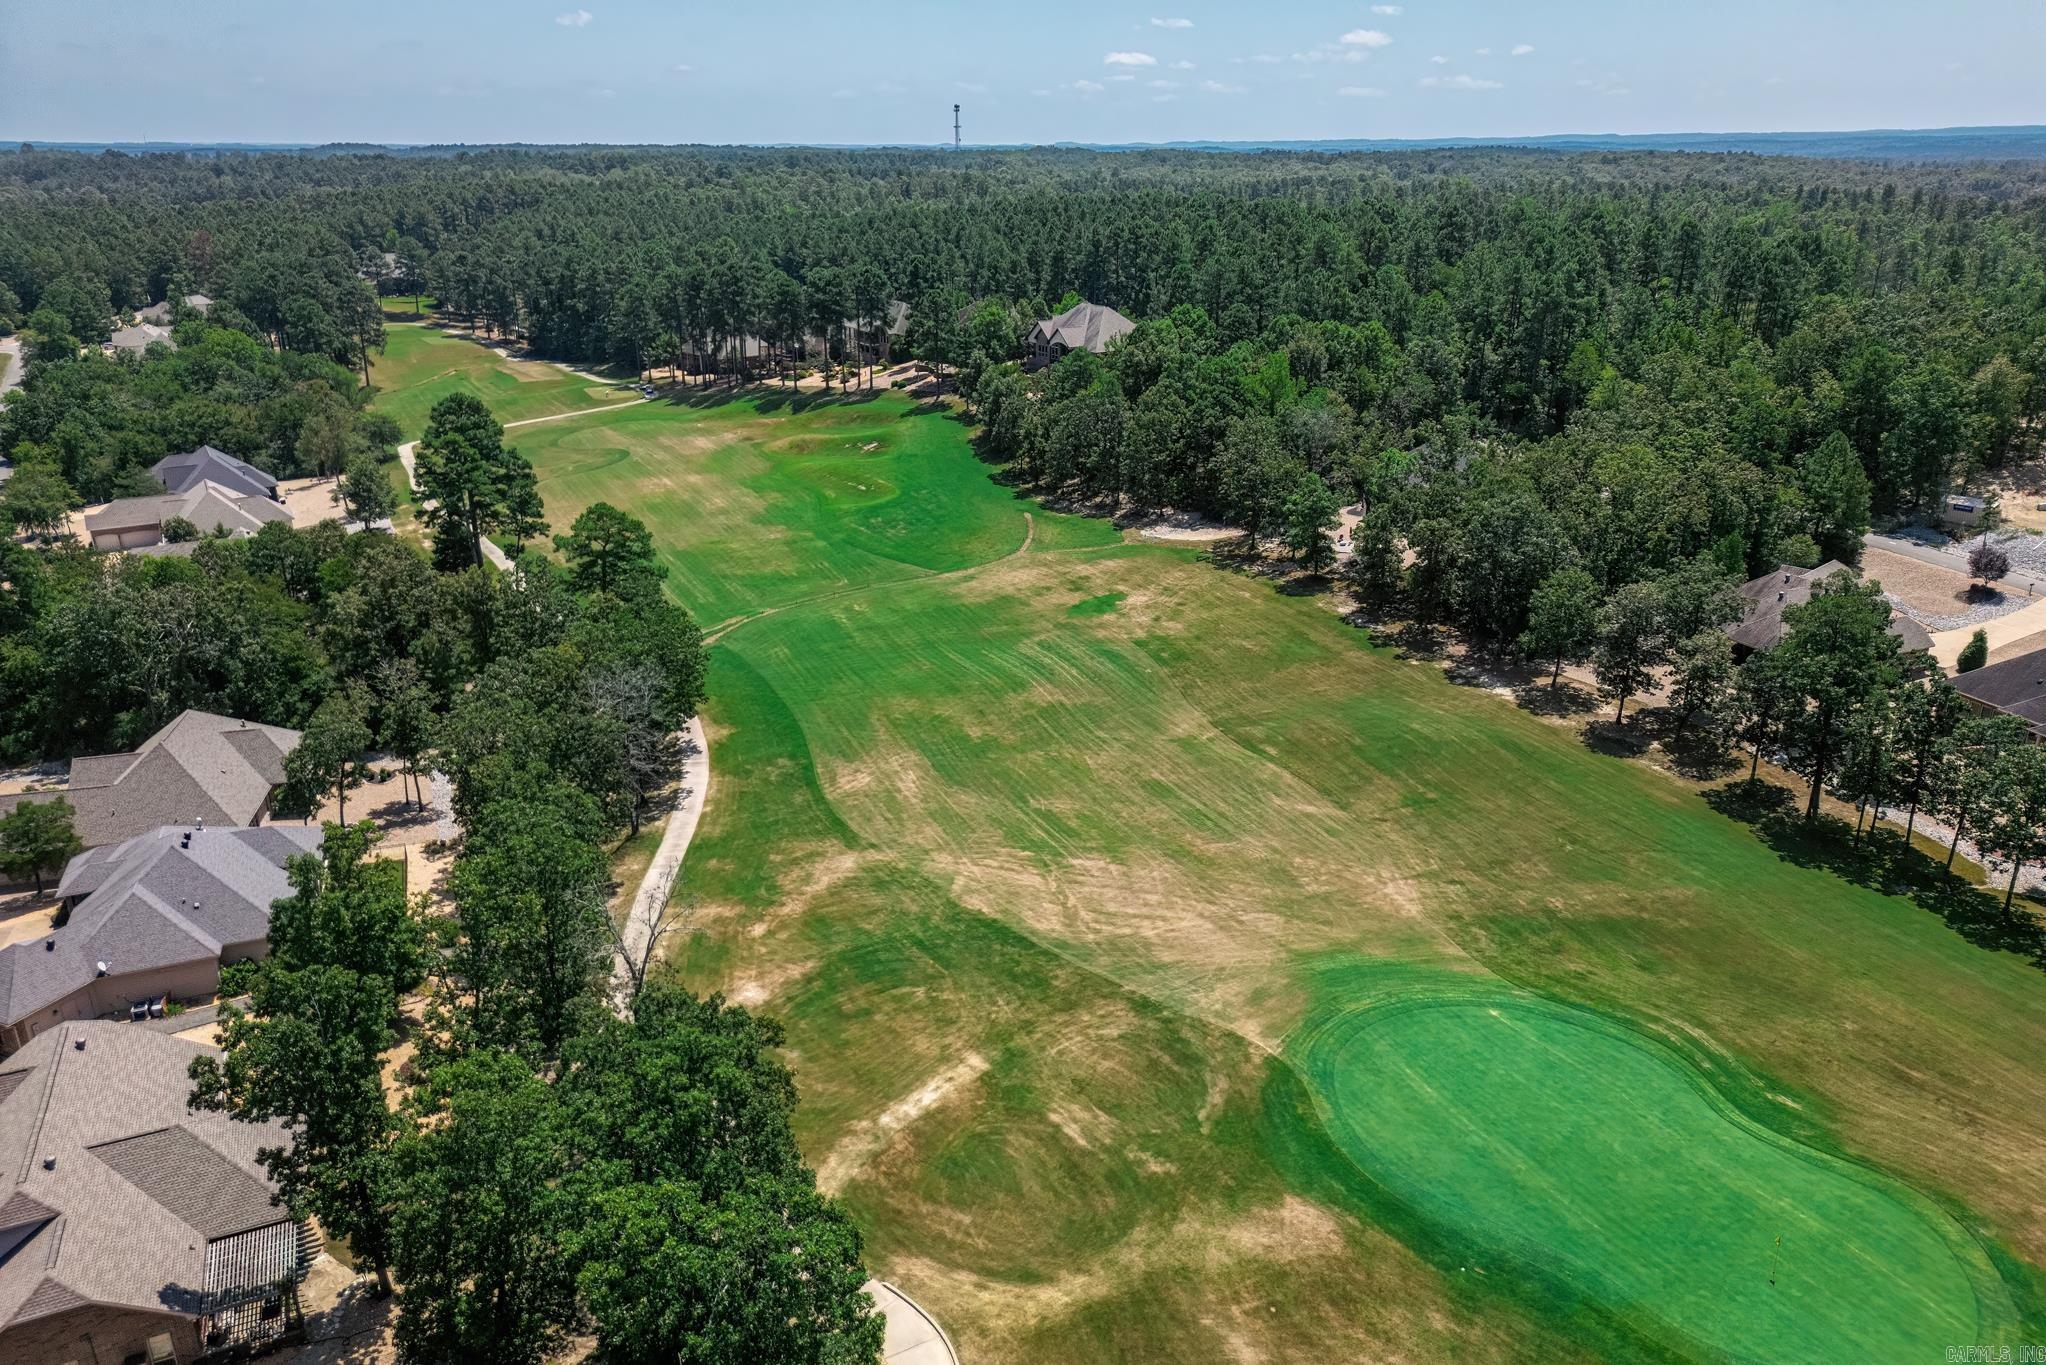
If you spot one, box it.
[2006,858,2023,911]
[1947,816,1967,869]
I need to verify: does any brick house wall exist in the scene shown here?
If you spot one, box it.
[1,1303,202,1365]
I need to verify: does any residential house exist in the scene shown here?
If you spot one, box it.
[0,824,320,1054]
[848,300,912,368]
[84,480,290,551]
[0,1023,316,1363]
[151,446,279,502]
[0,710,303,850]
[133,294,214,325]
[106,322,176,356]
[1026,300,1135,369]
[1952,647,2046,738]
[1729,562,1934,657]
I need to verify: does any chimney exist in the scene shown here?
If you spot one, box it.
[94,961,108,977]
[72,1037,85,1051]
[43,939,54,953]
[41,1157,55,1172]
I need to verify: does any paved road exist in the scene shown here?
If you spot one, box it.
[1865,532,2046,598]
[0,336,22,409]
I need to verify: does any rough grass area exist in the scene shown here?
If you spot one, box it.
[386,362,2046,1362]
[366,322,636,438]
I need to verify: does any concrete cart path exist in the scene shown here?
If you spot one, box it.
[610,717,709,1006]
[867,1280,962,1365]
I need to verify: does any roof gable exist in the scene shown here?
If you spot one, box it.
[90,1126,283,1240]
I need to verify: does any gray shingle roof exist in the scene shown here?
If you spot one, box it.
[0,1022,294,1334]
[1028,300,1136,356]
[1730,561,1932,655]
[85,481,290,544]
[91,1126,285,1241]
[0,824,319,1028]
[1953,647,2046,734]
[5,710,304,850]
[132,296,210,325]
[106,322,176,354]
[151,446,278,501]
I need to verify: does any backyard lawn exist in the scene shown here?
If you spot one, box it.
[379,326,2046,1362]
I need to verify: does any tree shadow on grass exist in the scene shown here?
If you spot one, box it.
[1703,780,2046,970]
[1661,728,1746,782]
[1513,679,1603,720]
[1581,719,1656,760]
[677,384,881,416]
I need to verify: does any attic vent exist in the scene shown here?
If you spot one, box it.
[1777,592,1786,601]
[94,961,108,978]
[42,940,53,953]
[41,1157,54,1171]
[72,1038,84,1052]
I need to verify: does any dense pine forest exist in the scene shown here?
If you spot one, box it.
[4,143,2045,644]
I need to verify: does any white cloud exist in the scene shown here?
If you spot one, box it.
[1431,54,1448,64]
[1473,47,1491,56]
[1370,3,1403,12]
[1338,85,1389,97]
[1340,28,1393,47]
[955,81,988,93]
[1249,53,1282,64]
[1150,16,1193,28]
[874,79,907,95]
[1073,78,1106,92]
[1294,47,1368,64]
[831,88,858,99]
[672,63,692,73]
[1149,78,1179,88]
[1170,59,1196,69]
[1105,51,1158,66]
[1421,73,1502,90]
[1201,79,1249,94]
[1576,72,1629,95]
[1111,73,1137,81]
[554,7,592,25]
[1153,94,1178,102]
[1511,43,1535,56]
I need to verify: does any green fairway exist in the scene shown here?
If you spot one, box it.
[367,322,638,438]
[512,392,1064,628]
[377,358,2046,1362]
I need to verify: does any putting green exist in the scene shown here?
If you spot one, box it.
[1295,989,2019,1360]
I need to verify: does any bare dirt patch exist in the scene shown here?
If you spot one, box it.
[818,1051,991,1194]
[0,900,57,948]
[1861,545,1991,619]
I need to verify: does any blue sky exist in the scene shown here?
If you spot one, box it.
[9,1,2044,146]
